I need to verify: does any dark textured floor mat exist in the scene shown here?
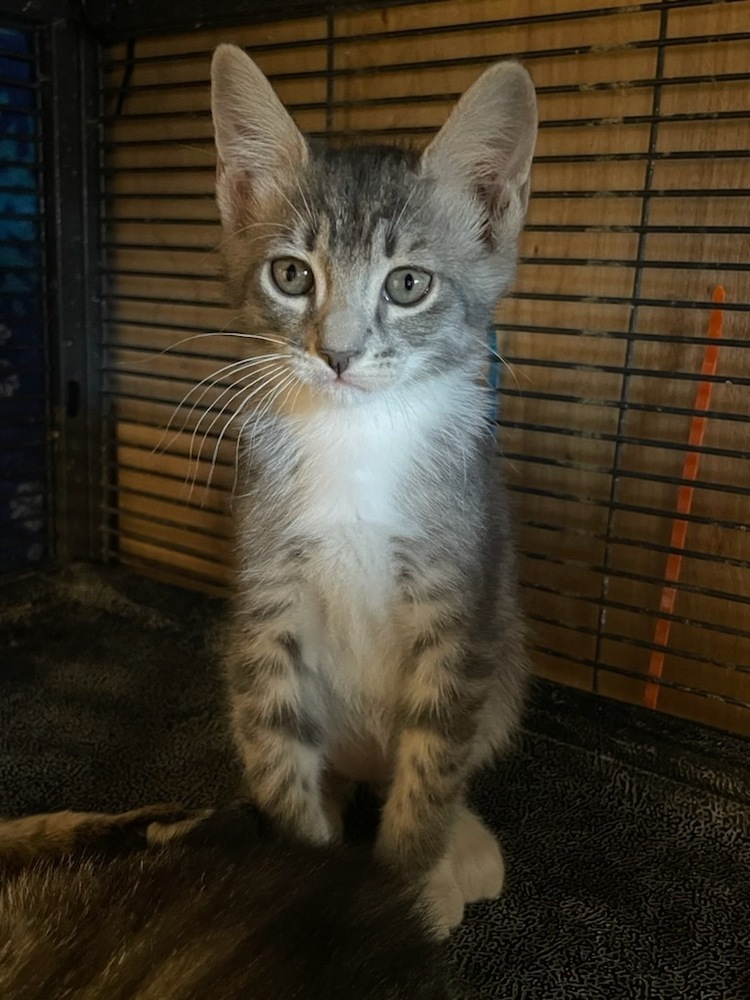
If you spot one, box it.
[1,565,748,999]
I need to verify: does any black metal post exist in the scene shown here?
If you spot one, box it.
[39,15,105,564]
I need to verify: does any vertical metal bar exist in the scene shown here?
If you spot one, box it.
[591,1,670,693]
[40,17,104,564]
[101,38,121,566]
[29,24,55,570]
[325,6,335,137]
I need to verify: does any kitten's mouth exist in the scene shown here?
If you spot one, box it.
[325,374,368,395]
[293,359,378,399]
[311,368,371,396]
[333,372,364,388]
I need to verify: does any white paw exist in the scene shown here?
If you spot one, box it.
[302,810,336,846]
[423,855,465,939]
[447,806,505,905]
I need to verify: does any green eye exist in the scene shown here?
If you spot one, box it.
[384,267,432,306]
[270,258,314,296]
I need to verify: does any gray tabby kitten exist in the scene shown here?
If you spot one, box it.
[211,44,537,932]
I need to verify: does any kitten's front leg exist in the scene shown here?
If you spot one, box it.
[375,600,475,870]
[377,717,470,871]
[375,593,503,934]
[377,719,471,935]
[227,613,331,845]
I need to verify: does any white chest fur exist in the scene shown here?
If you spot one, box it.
[287,393,417,666]
[284,375,479,529]
[289,394,415,531]
[263,376,482,776]
[280,388,443,702]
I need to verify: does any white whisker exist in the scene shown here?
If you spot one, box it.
[388,182,419,241]
[206,366,291,492]
[182,362,286,503]
[245,370,297,457]
[218,219,296,244]
[158,353,288,456]
[127,329,288,368]
[467,330,526,392]
[187,361,287,482]
[293,178,315,231]
[274,187,308,231]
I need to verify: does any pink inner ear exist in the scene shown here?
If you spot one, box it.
[221,167,257,230]
[475,181,510,250]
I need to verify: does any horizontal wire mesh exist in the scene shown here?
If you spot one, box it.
[101,0,750,734]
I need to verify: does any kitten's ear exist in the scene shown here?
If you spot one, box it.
[422,62,537,245]
[211,44,308,230]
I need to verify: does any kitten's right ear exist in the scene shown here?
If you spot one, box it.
[211,44,308,231]
[422,61,537,248]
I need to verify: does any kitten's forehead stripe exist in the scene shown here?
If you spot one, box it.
[302,145,421,256]
[405,238,429,257]
[303,219,319,253]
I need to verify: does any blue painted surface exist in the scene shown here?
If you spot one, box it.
[1,28,46,571]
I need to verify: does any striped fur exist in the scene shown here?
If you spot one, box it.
[210,45,537,930]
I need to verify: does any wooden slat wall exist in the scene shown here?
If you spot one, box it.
[101,0,750,733]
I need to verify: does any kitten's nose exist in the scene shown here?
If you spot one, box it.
[319,348,361,376]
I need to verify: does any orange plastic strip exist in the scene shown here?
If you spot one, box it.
[643,285,726,710]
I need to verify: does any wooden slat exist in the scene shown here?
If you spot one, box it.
[117,554,230,597]
[105,196,217,222]
[109,298,232,332]
[118,536,231,585]
[117,487,231,538]
[105,47,329,96]
[106,14,328,62]
[106,326,242,359]
[105,221,218,248]
[116,419,238,468]
[111,466,227,511]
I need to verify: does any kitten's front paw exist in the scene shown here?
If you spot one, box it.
[448,806,505,905]
[422,810,505,937]
[298,809,336,846]
[423,855,465,939]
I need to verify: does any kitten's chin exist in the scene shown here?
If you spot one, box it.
[276,374,375,416]
[322,375,372,398]
[308,372,383,405]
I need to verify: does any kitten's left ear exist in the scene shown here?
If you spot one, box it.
[211,44,309,231]
[422,62,538,245]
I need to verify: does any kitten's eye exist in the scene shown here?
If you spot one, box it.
[383,267,432,306]
[270,258,314,296]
